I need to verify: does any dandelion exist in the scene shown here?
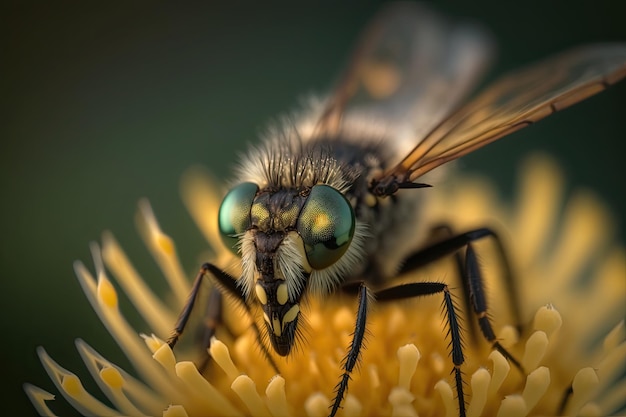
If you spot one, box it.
[25,154,625,416]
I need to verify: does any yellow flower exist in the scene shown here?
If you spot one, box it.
[25,154,625,417]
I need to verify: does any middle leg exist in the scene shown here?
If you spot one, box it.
[398,227,523,370]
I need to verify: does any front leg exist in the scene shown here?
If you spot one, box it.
[330,282,371,417]
[375,282,467,417]
[167,262,279,373]
[399,227,523,369]
[167,263,216,349]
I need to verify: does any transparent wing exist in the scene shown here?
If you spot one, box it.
[315,2,493,146]
[381,44,626,186]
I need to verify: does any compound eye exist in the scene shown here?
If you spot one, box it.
[297,185,355,270]
[218,182,258,255]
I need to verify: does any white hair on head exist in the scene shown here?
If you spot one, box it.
[275,233,307,301]
[236,224,367,303]
[238,232,257,300]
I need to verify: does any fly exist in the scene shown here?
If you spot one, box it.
[166,3,626,417]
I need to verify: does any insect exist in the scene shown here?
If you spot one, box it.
[166,3,626,416]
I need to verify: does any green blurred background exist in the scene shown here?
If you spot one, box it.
[3,1,625,415]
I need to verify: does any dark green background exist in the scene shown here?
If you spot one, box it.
[3,2,625,416]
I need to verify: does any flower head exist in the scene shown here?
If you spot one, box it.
[25,154,625,416]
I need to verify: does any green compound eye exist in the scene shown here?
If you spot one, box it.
[218,182,258,255]
[297,185,355,270]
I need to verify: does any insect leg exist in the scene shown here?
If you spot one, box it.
[195,287,223,372]
[398,227,523,369]
[464,242,522,370]
[167,263,217,349]
[557,385,574,415]
[330,282,371,417]
[375,282,467,417]
[424,224,478,344]
[167,263,280,373]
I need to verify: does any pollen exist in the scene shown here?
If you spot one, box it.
[156,234,175,256]
[61,374,83,397]
[96,275,118,309]
[99,366,124,389]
